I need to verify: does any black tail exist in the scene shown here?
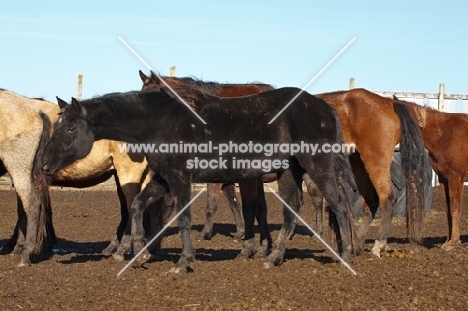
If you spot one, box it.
[393,102,428,244]
[328,109,363,255]
[32,112,55,254]
[332,152,363,255]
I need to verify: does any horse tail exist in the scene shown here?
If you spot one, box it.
[32,112,55,254]
[329,108,363,254]
[393,102,428,244]
[144,196,175,254]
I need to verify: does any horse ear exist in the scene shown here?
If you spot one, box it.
[139,70,149,83]
[56,97,69,109]
[393,95,399,100]
[150,70,160,84]
[71,97,87,117]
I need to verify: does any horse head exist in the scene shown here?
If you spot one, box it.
[42,97,95,175]
[139,70,162,91]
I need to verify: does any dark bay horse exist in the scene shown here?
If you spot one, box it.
[140,70,276,241]
[139,71,355,241]
[396,98,468,250]
[316,89,429,256]
[41,86,357,272]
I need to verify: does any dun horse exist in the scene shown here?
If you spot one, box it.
[396,97,468,250]
[6,92,168,262]
[0,89,55,266]
[41,85,357,272]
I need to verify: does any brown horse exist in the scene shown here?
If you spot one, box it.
[396,97,468,250]
[316,89,429,256]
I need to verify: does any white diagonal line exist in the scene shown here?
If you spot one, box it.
[118,36,207,125]
[117,188,206,277]
[268,187,357,276]
[268,37,356,124]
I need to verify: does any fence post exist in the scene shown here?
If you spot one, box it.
[349,77,355,90]
[169,66,176,77]
[438,83,445,111]
[77,74,83,100]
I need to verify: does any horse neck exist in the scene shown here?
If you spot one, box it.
[85,101,148,143]
[36,100,61,123]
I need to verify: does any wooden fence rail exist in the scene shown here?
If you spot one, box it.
[349,78,468,112]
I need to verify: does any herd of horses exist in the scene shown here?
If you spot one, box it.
[1,70,467,273]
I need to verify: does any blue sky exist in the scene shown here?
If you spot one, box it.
[1,1,467,102]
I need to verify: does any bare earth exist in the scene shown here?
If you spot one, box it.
[0,184,468,310]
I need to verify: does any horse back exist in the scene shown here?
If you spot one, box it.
[316,88,401,147]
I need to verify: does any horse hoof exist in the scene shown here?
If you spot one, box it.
[262,261,274,269]
[132,253,151,268]
[441,244,453,251]
[17,258,31,267]
[168,267,183,274]
[441,240,460,251]
[196,232,212,241]
[101,245,116,256]
[254,249,267,259]
[370,239,387,257]
[112,253,125,262]
[235,254,249,262]
[232,231,245,240]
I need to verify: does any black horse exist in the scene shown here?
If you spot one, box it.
[42,85,357,272]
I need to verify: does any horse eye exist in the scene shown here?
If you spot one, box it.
[67,126,76,133]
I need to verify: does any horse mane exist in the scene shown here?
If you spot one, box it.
[394,98,436,129]
[408,102,428,128]
[164,84,210,109]
[106,87,206,110]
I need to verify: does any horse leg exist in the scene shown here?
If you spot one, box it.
[111,181,140,261]
[222,183,245,239]
[166,175,196,273]
[237,179,259,260]
[298,154,354,264]
[7,196,26,255]
[440,176,463,250]
[348,153,378,246]
[131,176,170,267]
[264,169,303,268]
[254,178,272,257]
[11,177,42,266]
[357,150,395,257]
[102,173,130,257]
[197,183,222,240]
[303,173,324,236]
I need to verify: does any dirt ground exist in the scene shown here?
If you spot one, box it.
[1,184,468,310]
